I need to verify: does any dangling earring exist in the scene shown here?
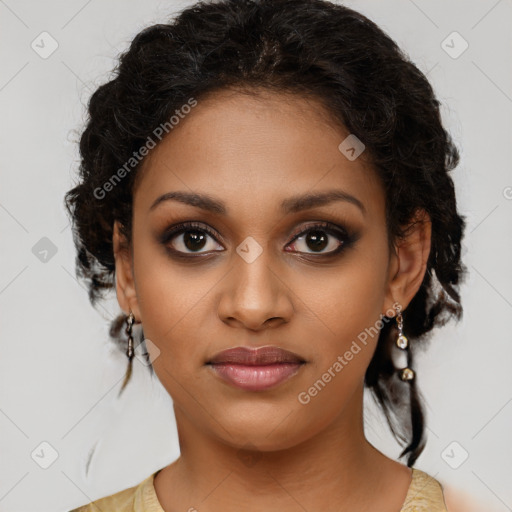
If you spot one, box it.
[394,303,415,382]
[125,310,135,360]
[119,310,135,395]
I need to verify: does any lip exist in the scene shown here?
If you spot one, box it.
[207,346,305,365]
[206,346,306,391]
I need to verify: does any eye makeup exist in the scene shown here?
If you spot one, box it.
[156,218,361,262]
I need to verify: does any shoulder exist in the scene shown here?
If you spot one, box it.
[401,468,448,512]
[68,471,163,512]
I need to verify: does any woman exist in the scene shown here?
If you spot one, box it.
[65,0,467,510]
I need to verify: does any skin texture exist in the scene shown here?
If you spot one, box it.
[113,88,432,512]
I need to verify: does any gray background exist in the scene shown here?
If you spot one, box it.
[0,0,511,511]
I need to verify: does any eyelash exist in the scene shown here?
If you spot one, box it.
[159,220,357,260]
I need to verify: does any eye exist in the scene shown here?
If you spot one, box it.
[159,220,356,260]
[161,221,224,255]
[285,221,351,256]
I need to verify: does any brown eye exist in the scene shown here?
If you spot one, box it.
[286,222,353,256]
[182,231,208,252]
[161,222,224,255]
[303,230,330,252]
[288,229,342,254]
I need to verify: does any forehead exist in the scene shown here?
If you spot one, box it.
[133,88,383,218]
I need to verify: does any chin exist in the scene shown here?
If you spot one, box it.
[209,404,320,452]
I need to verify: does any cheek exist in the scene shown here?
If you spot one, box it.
[131,235,216,367]
[286,261,388,432]
[299,250,388,355]
[292,246,390,409]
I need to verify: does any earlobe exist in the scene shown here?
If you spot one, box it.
[113,220,140,319]
[382,209,432,316]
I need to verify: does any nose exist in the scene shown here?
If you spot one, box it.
[217,249,294,331]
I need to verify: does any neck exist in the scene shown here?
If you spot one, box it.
[154,382,410,511]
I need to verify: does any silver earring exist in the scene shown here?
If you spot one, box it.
[395,304,415,382]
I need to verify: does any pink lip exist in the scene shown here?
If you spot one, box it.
[206,346,306,391]
[209,362,303,391]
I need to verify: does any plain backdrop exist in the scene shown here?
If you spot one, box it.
[0,1,511,511]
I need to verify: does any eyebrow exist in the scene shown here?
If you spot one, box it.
[149,189,366,215]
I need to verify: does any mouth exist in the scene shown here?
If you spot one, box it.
[206,346,306,392]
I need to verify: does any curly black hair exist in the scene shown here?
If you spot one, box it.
[64,0,467,467]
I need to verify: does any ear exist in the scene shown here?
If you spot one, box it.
[382,209,432,317]
[113,220,141,320]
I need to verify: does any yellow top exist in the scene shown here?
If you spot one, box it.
[69,467,447,512]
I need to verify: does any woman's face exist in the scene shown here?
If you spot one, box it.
[114,88,419,451]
